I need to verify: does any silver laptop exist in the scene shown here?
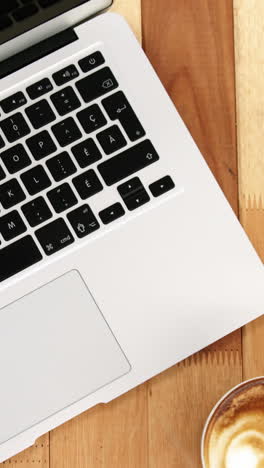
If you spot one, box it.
[0,0,263,461]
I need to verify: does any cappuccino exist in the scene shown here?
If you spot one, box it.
[202,378,264,468]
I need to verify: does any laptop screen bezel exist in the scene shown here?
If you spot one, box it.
[0,0,112,62]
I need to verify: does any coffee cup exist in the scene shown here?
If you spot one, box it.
[201,376,264,468]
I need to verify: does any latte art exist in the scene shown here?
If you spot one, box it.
[203,380,264,468]
[226,430,264,468]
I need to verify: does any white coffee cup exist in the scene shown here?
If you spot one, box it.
[201,376,264,468]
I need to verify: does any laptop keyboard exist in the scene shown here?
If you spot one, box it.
[0,0,62,31]
[0,51,175,283]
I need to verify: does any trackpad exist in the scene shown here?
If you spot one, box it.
[0,271,130,444]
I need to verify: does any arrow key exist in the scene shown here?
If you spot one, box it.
[67,204,100,238]
[149,176,175,198]
[99,202,125,225]
[124,189,150,211]
[117,177,143,199]
[117,176,150,211]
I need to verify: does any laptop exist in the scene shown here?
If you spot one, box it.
[0,0,263,461]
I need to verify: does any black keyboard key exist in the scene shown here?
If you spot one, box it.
[0,166,5,181]
[22,196,52,227]
[99,203,125,225]
[98,140,159,186]
[102,92,146,142]
[53,65,79,86]
[47,183,77,213]
[67,204,99,238]
[26,130,56,160]
[72,170,103,200]
[1,144,31,174]
[13,3,38,21]
[27,78,53,100]
[0,210,26,241]
[1,92,27,114]
[123,189,150,211]
[35,218,74,256]
[26,100,56,129]
[77,104,107,134]
[51,87,81,116]
[118,177,150,211]
[0,113,30,143]
[78,51,105,73]
[21,165,51,196]
[0,15,12,31]
[0,1,19,14]
[149,176,175,197]
[76,67,118,104]
[117,177,143,199]
[97,125,126,155]
[46,151,77,182]
[52,117,82,147]
[72,138,102,168]
[0,236,42,283]
[0,135,5,149]
[0,178,26,209]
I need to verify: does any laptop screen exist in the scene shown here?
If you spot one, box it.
[0,0,92,47]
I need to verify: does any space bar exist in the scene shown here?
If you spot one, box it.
[98,140,159,186]
[0,236,42,283]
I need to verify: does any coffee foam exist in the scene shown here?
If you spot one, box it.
[203,380,264,468]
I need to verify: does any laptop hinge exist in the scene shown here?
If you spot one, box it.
[0,29,78,80]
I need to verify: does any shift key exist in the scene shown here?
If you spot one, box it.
[98,140,159,186]
[0,236,42,282]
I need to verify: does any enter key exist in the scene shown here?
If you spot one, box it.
[102,91,146,142]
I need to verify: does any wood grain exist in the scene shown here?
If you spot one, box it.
[142,0,238,213]
[1,435,49,467]
[234,0,264,216]
[234,0,264,382]
[50,386,148,468]
[148,352,242,467]
[3,0,262,466]
[142,1,241,466]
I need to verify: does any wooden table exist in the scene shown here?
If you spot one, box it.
[2,1,263,466]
